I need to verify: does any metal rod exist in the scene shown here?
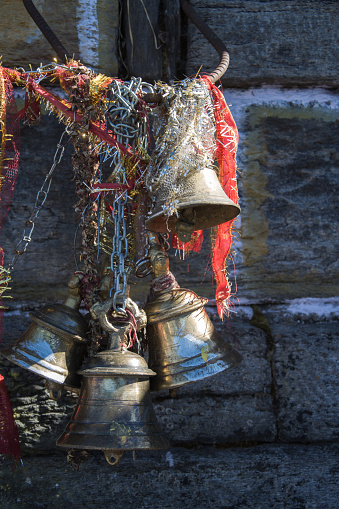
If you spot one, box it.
[143,0,230,102]
[22,0,71,63]
[180,0,229,83]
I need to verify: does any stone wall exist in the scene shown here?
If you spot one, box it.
[0,2,338,508]
[186,0,339,87]
[0,0,119,76]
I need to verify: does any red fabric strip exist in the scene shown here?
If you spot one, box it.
[0,375,21,460]
[31,84,140,161]
[201,76,239,318]
[0,68,22,459]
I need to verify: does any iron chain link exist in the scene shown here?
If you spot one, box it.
[110,193,129,312]
[8,130,69,270]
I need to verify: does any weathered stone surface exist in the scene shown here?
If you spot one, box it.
[272,321,339,442]
[0,0,119,76]
[236,103,339,302]
[0,355,78,454]
[153,393,276,444]
[1,114,76,305]
[186,0,339,86]
[1,445,338,509]
[149,316,276,446]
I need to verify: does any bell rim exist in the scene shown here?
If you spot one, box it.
[145,201,240,233]
[150,348,242,391]
[0,346,82,388]
[78,366,156,377]
[78,349,156,377]
[56,433,170,451]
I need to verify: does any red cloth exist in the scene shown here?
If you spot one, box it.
[172,229,204,252]
[0,68,22,459]
[201,76,239,318]
[0,374,21,460]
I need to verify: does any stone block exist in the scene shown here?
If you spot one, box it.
[272,321,339,442]
[1,114,76,305]
[153,393,276,444]
[237,103,339,302]
[0,0,119,76]
[186,0,339,86]
[1,445,338,509]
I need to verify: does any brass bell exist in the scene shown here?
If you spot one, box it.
[145,166,240,240]
[0,275,88,399]
[57,303,169,465]
[144,287,242,392]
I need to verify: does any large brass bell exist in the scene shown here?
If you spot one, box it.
[57,301,169,465]
[143,233,241,391]
[0,275,88,399]
[145,166,240,240]
[144,287,242,391]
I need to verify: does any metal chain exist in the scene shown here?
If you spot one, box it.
[103,77,151,173]
[100,78,154,308]
[8,129,69,270]
[110,192,129,312]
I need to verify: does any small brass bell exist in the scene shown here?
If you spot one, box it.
[145,166,240,240]
[57,301,169,465]
[0,275,88,399]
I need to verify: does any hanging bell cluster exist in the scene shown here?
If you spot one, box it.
[2,72,242,467]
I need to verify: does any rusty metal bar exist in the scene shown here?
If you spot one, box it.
[22,0,71,63]
[180,0,230,83]
[143,0,230,102]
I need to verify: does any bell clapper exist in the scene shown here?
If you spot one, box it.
[175,209,197,243]
[45,379,64,401]
[104,450,124,466]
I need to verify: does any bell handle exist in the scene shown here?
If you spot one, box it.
[104,450,124,466]
[63,274,83,310]
[147,231,170,279]
[135,257,153,278]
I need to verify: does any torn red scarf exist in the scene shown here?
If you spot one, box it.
[201,76,239,318]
